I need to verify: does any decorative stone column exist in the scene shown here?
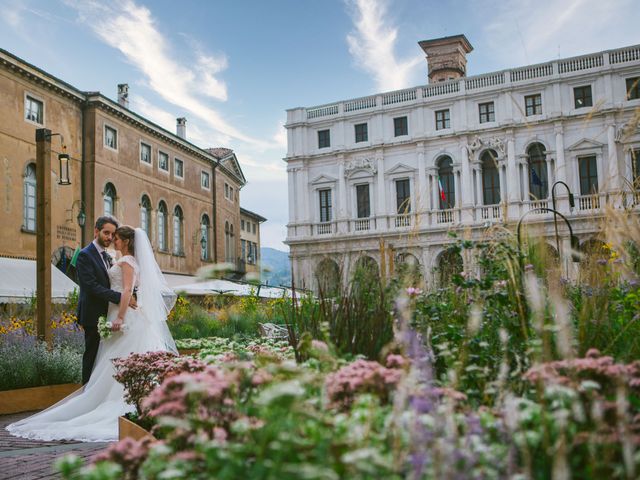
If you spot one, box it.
[376,156,386,230]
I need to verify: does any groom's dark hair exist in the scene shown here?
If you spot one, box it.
[95,215,120,231]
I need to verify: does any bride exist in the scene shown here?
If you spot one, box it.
[6,226,177,442]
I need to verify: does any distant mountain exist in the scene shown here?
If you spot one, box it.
[260,248,291,287]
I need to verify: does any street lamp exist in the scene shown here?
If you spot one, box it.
[35,128,71,347]
[551,181,575,255]
[517,207,581,273]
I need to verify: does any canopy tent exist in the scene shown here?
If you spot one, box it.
[169,278,294,299]
[0,257,78,304]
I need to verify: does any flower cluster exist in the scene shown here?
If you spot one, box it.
[112,351,207,415]
[92,437,153,480]
[141,366,241,442]
[325,359,404,410]
[524,348,640,389]
[0,311,77,336]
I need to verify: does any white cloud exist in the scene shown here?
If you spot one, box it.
[64,0,266,147]
[483,0,637,67]
[345,0,422,91]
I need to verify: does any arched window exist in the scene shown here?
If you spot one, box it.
[157,201,168,251]
[23,163,36,232]
[103,183,116,216]
[173,205,183,255]
[200,214,210,260]
[437,248,463,287]
[527,143,548,199]
[140,195,151,236]
[437,156,455,209]
[481,150,501,205]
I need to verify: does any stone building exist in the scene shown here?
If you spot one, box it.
[240,207,266,276]
[0,48,262,280]
[284,36,640,292]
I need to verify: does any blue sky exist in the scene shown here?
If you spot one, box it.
[1,0,638,250]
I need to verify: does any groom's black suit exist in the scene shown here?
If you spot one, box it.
[76,243,121,385]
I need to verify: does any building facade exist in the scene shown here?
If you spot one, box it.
[285,36,640,292]
[0,48,262,279]
[240,207,266,276]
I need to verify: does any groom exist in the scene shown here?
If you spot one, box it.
[76,216,136,384]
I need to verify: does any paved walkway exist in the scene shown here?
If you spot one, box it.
[0,412,109,480]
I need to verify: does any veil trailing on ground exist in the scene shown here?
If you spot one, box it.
[134,228,177,354]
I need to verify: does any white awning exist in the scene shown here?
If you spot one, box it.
[0,257,78,304]
[170,278,294,299]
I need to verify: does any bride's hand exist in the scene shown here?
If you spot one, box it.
[112,317,124,331]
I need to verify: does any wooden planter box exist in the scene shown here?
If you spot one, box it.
[118,416,154,441]
[178,348,200,356]
[0,383,81,415]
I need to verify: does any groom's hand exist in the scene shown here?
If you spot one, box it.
[128,297,138,309]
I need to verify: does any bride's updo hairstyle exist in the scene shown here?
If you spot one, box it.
[115,226,136,256]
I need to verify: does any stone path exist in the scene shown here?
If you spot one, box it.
[0,412,109,480]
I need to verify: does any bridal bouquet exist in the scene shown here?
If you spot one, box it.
[97,315,128,339]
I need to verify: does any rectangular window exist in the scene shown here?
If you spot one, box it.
[574,85,593,108]
[241,239,246,260]
[435,109,450,130]
[140,142,151,164]
[319,189,332,223]
[252,223,256,234]
[633,149,640,182]
[201,171,210,189]
[104,125,118,150]
[25,95,43,124]
[230,187,234,201]
[356,184,370,218]
[627,77,640,100]
[525,94,542,116]
[355,123,368,143]
[394,116,408,137]
[225,183,229,198]
[174,158,184,178]
[478,102,495,123]
[318,129,330,148]
[158,151,169,171]
[395,179,411,214]
[241,219,245,231]
[579,155,598,195]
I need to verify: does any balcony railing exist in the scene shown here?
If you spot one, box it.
[480,204,502,221]
[528,199,549,213]
[298,45,639,121]
[316,222,333,235]
[354,218,372,231]
[394,214,412,228]
[577,194,601,211]
[436,209,455,224]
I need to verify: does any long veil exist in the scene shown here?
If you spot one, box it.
[134,228,177,354]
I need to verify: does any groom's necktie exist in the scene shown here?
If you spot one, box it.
[101,251,113,270]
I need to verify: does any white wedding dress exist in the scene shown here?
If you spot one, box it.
[7,254,175,442]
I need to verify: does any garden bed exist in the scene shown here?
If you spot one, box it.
[118,416,154,441]
[0,383,81,415]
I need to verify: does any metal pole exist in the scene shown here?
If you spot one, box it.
[551,183,560,255]
[36,128,52,348]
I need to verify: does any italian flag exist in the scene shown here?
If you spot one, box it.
[438,177,446,201]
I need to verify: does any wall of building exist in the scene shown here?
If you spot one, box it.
[285,45,640,292]
[0,62,83,266]
[240,212,262,274]
[214,168,241,266]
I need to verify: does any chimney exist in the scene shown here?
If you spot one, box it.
[418,34,473,84]
[176,117,187,139]
[117,84,129,108]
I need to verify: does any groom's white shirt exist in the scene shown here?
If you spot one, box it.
[92,239,111,271]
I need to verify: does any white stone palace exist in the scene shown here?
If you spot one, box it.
[284,35,640,292]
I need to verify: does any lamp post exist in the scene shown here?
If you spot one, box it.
[517,207,580,273]
[35,128,71,347]
[551,181,575,255]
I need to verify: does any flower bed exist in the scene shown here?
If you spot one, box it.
[0,316,83,391]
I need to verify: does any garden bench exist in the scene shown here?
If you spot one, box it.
[258,322,289,340]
